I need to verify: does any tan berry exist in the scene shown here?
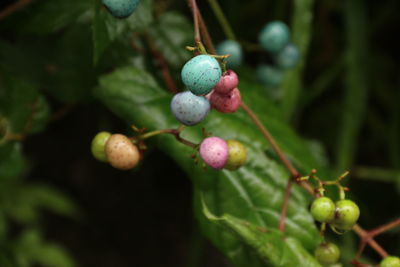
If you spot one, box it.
[105,134,140,170]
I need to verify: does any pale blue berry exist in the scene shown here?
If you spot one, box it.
[102,0,140,19]
[275,43,300,69]
[171,91,210,126]
[259,21,290,53]
[181,55,222,96]
[256,64,284,88]
[216,40,243,68]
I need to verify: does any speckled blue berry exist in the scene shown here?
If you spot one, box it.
[275,43,300,69]
[256,64,284,88]
[181,55,222,96]
[216,40,243,68]
[102,0,140,19]
[259,21,290,53]
[171,91,210,126]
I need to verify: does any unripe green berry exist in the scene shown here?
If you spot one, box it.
[310,197,335,223]
[381,256,400,267]
[224,140,247,170]
[91,131,112,162]
[105,134,140,170]
[332,199,360,230]
[314,242,340,266]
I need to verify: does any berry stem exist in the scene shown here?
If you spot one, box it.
[206,0,237,40]
[369,218,400,238]
[197,10,217,54]
[353,224,389,258]
[135,127,198,150]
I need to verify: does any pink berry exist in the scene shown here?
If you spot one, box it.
[199,137,229,169]
[210,88,241,113]
[213,70,239,95]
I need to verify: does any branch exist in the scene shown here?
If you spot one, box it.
[143,33,178,93]
[0,0,35,21]
[188,0,201,45]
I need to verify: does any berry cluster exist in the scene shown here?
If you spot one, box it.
[299,171,361,266]
[91,132,141,170]
[102,0,140,18]
[256,21,300,90]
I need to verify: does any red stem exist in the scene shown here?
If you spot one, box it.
[0,0,34,21]
[189,0,201,45]
[279,178,293,232]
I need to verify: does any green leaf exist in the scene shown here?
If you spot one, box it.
[0,142,26,182]
[201,200,322,266]
[92,0,153,64]
[148,12,193,68]
[94,66,326,265]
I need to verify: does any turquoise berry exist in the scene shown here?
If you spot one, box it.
[259,21,290,53]
[216,40,243,68]
[310,197,335,223]
[381,256,400,267]
[333,199,360,230]
[171,91,210,126]
[91,131,111,162]
[275,43,300,69]
[102,0,140,19]
[181,55,222,96]
[315,242,340,266]
[256,64,284,88]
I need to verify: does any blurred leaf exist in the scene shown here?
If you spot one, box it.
[148,12,193,68]
[0,75,49,134]
[2,184,77,224]
[335,0,369,173]
[281,0,315,119]
[92,0,153,64]
[0,142,25,181]
[202,198,322,266]
[94,66,327,265]
[4,0,92,34]
[16,229,76,267]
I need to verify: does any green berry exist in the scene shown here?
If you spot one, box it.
[315,242,340,266]
[105,134,140,170]
[381,256,400,267]
[224,140,247,170]
[310,197,335,223]
[91,131,111,162]
[332,199,360,230]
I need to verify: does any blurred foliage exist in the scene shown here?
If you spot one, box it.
[0,0,399,266]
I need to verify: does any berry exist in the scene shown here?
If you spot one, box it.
[213,70,239,95]
[256,64,284,88]
[332,199,360,230]
[310,196,335,223]
[199,137,229,169]
[224,140,247,170]
[181,55,222,95]
[171,91,210,126]
[216,40,243,68]
[314,242,340,266]
[105,134,140,170]
[91,131,112,162]
[381,256,400,267]
[210,88,241,113]
[102,0,140,19]
[275,43,300,69]
[259,21,290,53]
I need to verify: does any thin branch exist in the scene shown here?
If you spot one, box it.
[136,127,198,149]
[0,0,34,21]
[370,218,400,237]
[279,178,293,232]
[353,225,389,258]
[207,0,236,40]
[197,10,216,54]
[143,33,178,93]
[188,0,201,45]
[240,101,300,179]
